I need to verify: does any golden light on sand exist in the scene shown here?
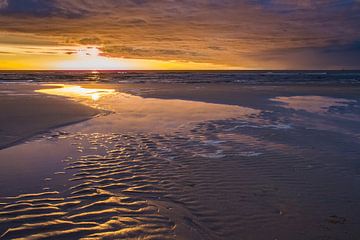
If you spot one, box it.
[36,84,116,101]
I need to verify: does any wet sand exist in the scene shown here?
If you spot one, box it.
[1,83,360,240]
[0,84,100,149]
[119,83,360,109]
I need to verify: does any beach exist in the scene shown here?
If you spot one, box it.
[1,0,360,238]
[1,82,360,239]
[0,83,100,149]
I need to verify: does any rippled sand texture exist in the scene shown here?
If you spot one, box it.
[1,86,360,240]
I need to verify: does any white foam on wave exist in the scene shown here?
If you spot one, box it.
[197,150,226,159]
[225,123,292,131]
[203,140,226,145]
[238,151,263,157]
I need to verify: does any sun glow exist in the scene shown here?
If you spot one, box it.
[54,47,131,70]
[0,40,235,70]
[51,47,234,70]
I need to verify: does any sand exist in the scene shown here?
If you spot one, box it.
[119,83,360,109]
[0,83,100,149]
[1,82,360,240]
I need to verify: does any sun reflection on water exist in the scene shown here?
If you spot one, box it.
[35,84,116,102]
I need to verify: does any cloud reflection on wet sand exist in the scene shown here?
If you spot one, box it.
[36,84,261,133]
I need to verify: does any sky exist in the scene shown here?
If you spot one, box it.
[0,0,359,70]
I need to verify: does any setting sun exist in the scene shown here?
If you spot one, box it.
[55,47,129,70]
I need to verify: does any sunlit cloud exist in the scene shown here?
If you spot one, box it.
[0,0,359,69]
[53,46,232,70]
[0,40,232,70]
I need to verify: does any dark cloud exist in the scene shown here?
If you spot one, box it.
[79,37,102,45]
[0,0,86,17]
[0,0,55,15]
[0,0,8,9]
[102,46,204,60]
[250,40,360,69]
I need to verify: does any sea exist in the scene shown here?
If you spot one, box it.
[1,70,360,84]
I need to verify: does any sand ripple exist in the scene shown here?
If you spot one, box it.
[1,109,360,239]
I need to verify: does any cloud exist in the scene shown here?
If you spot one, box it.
[0,0,359,69]
[79,37,102,45]
[0,0,87,17]
[248,40,360,69]
[0,0,7,9]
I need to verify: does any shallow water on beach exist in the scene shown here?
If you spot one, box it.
[1,85,360,239]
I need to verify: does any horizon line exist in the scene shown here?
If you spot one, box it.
[0,69,360,72]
